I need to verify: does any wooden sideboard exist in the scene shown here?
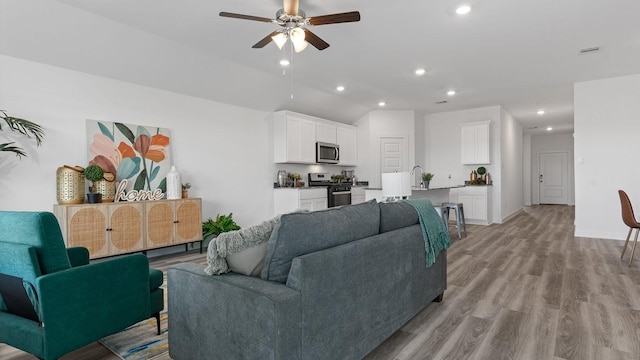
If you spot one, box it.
[54,198,202,259]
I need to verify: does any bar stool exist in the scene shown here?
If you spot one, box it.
[432,205,448,227]
[442,202,467,239]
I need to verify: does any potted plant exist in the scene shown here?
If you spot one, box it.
[288,172,302,187]
[84,164,105,203]
[182,182,191,198]
[476,166,487,183]
[202,213,241,249]
[331,174,346,184]
[421,173,434,189]
[0,110,45,159]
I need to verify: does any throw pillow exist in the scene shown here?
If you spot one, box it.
[204,215,281,276]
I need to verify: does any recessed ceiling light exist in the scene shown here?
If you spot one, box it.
[537,109,545,115]
[456,5,471,15]
[546,127,553,131]
[415,68,426,76]
[447,90,456,96]
[279,59,290,66]
[336,86,345,92]
[378,101,386,107]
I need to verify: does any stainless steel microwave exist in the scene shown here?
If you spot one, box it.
[316,142,340,164]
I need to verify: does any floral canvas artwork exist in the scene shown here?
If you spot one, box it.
[86,120,172,193]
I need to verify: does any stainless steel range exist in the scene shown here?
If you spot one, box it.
[308,172,352,208]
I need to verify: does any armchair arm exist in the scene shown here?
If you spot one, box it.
[168,263,301,360]
[66,247,90,267]
[36,254,152,360]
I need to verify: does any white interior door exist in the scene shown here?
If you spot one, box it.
[380,136,408,175]
[539,151,569,204]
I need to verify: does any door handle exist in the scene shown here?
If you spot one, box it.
[539,174,543,183]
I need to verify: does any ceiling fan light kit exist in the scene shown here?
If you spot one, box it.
[220,0,360,52]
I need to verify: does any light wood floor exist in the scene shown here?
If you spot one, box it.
[3,205,639,360]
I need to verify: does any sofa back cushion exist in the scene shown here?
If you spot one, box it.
[261,200,380,283]
[378,201,419,233]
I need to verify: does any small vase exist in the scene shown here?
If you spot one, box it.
[166,165,182,200]
[182,190,189,198]
[423,181,430,189]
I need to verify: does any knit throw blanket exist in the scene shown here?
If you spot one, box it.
[403,199,451,267]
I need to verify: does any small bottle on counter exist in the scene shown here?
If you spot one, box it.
[470,170,477,181]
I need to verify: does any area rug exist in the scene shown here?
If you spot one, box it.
[100,276,170,360]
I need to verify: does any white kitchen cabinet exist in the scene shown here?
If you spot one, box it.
[273,111,317,164]
[337,125,357,166]
[351,187,365,204]
[316,122,337,144]
[449,186,492,225]
[461,121,490,165]
[274,188,328,215]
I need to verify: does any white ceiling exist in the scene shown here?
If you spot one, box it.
[4,0,640,134]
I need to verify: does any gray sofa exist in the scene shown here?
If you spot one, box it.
[168,200,447,360]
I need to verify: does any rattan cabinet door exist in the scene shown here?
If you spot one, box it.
[67,206,109,258]
[108,203,144,255]
[175,198,202,243]
[145,201,175,249]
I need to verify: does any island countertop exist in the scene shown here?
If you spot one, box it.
[365,185,465,191]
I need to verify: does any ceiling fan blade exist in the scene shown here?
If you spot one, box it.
[303,29,330,50]
[308,11,361,26]
[219,12,273,23]
[283,0,299,15]
[252,31,281,48]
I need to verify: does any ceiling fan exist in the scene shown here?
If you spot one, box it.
[219,0,361,52]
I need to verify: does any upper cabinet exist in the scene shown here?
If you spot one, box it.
[272,111,358,166]
[337,125,357,166]
[461,120,490,165]
[273,111,317,164]
[316,122,337,144]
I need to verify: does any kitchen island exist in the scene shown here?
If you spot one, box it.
[365,185,464,205]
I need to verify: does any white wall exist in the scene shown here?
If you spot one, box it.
[500,108,524,221]
[530,133,575,205]
[424,106,501,188]
[574,73,640,239]
[523,134,532,206]
[0,55,277,230]
[421,105,523,223]
[355,110,416,188]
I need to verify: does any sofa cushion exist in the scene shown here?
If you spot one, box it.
[205,216,281,276]
[261,199,380,283]
[379,201,419,233]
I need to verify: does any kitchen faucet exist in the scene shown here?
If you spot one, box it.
[410,165,424,175]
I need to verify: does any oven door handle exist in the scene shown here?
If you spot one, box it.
[331,191,352,195]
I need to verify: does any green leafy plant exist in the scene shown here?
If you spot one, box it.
[202,213,241,238]
[422,173,435,181]
[331,174,346,183]
[0,110,45,158]
[182,182,191,190]
[288,172,301,180]
[84,164,105,193]
[476,167,486,176]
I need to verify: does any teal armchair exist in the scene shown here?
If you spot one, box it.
[0,211,164,360]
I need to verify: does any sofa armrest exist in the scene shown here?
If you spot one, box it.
[168,262,301,360]
[66,247,90,267]
[36,254,151,360]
